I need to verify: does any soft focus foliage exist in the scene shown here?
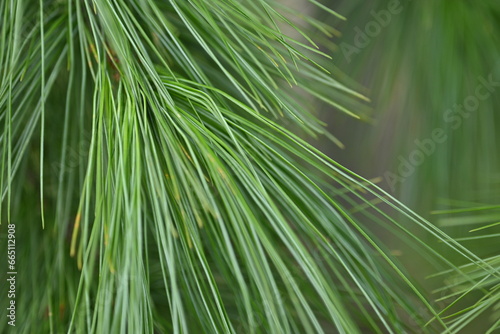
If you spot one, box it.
[332,0,500,332]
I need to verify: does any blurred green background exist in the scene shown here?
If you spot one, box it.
[319,1,500,331]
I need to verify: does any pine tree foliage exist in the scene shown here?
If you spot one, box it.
[0,0,496,333]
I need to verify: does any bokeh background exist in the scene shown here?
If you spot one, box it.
[318,1,500,331]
